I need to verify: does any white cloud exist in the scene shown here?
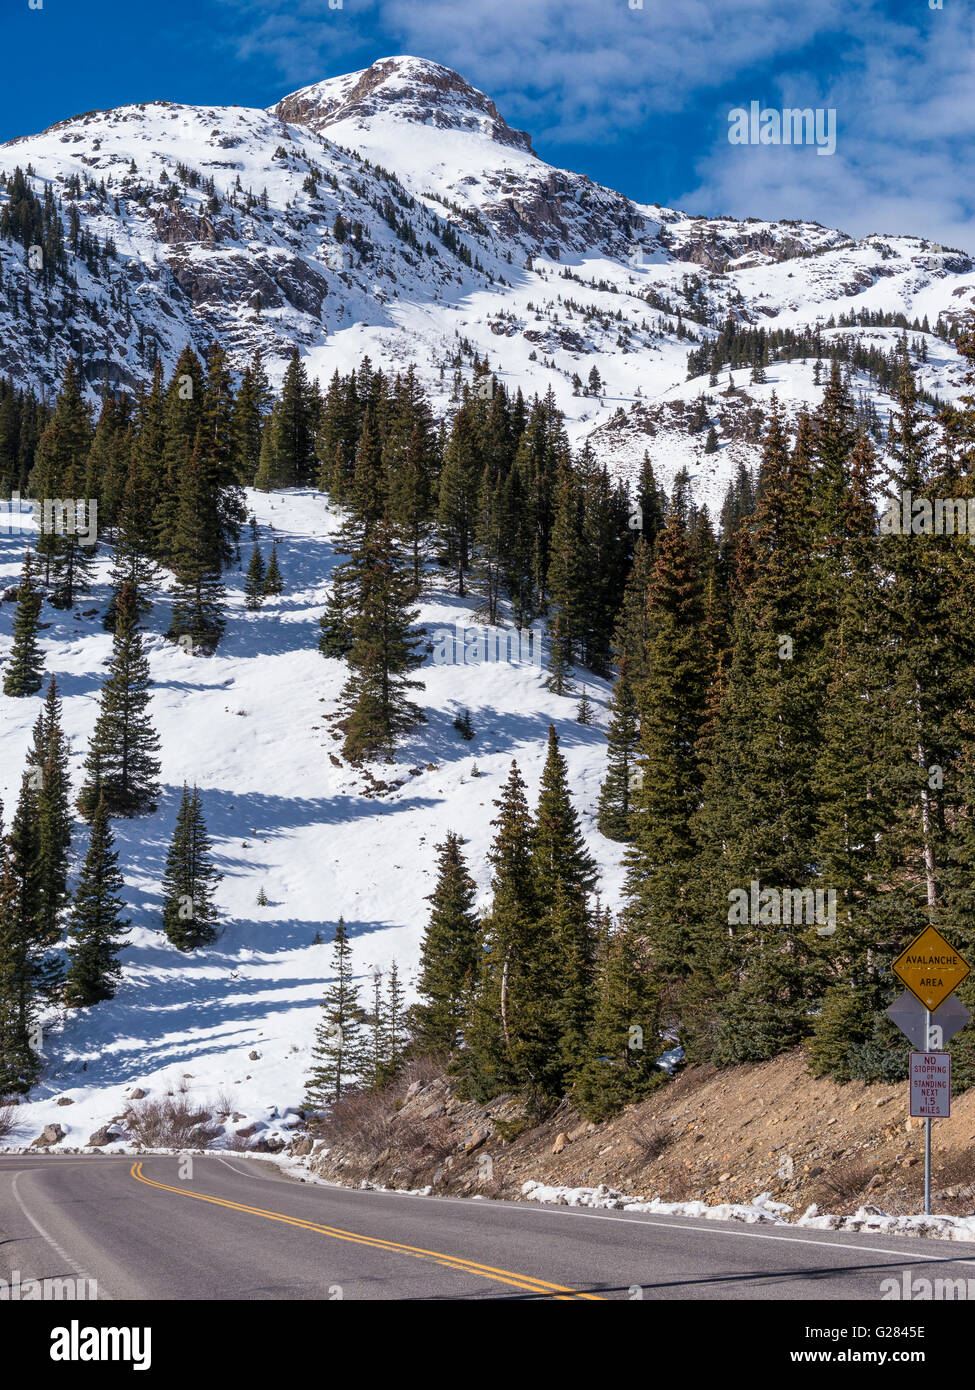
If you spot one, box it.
[214,0,975,245]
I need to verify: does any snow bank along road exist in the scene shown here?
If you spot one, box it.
[2,1154,975,1300]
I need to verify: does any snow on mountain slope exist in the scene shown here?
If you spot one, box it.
[2,55,974,516]
[0,490,624,1147]
[3,57,975,1145]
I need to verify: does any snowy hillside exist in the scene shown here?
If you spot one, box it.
[0,489,625,1147]
[2,55,974,512]
[3,54,975,1147]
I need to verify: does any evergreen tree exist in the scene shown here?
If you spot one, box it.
[574,918,661,1121]
[270,349,317,487]
[64,800,129,1006]
[244,546,265,610]
[7,770,61,1002]
[531,726,598,1086]
[3,550,44,696]
[340,519,425,760]
[0,849,41,1095]
[576,687,594,725]
[544,613,575,695]
[436,401,482,595]
[689,404,827,1065]
[104,456,160,630]
[26,678,72,952]
[383,960,407,1082]
[262,542,283,597]
[304,918,363,1106]
[411,832,480,1054]
[624,514,712,1012]
[597,655,641,841]
[79,583,161,818]
[466,762,560,1097]
[161,786,222,950]
[453,708,474,740]
[166,438,228,655]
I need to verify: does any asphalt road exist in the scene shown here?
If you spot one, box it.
[2,1152,974,1300]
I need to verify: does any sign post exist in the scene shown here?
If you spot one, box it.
[892,927,970,1217]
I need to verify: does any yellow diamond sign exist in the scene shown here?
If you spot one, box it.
[893,926,971,1012]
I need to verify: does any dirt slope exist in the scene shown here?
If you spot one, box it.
[305,1052,975,1217]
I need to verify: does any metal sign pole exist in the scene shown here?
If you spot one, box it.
[925,1008,932,1216]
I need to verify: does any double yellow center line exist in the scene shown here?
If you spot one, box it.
[130,1162,600,1299]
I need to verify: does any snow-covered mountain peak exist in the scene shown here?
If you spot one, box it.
[271,55,534,154]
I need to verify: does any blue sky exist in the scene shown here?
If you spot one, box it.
[4,0,972,248]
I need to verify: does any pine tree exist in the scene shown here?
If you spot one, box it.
[3,550,45,696]
[365,968,388,1090]
[79,583,161,818]
[690,403,828,1065]
[340,519,425,761]
[613,535,655,687]
[28,359,93,588]
[453,708,474,740]
[0,848,42,1095]
[154,348,205,566]
[389,422,434,596]
[704,425,719,454]
[161,786,222,950]
[544,613,574,695]
[466,762,560,1097]
[546,461,586,662]
[49,454,97,611]
[7,770,61,1002]
[531,725,598,1087]
[533,725,598,908]
[597,655,640,841]
[436,401,482,595]
[624,514,711,1010]
[411,832,480,1054]
[64,800,129,1006]
[27,678,72,952]
[270,349,317,487]
[576,687,594,725]
[574,919,661,1121]
[304,918,363,1107]
[166,439,227,655]
[244,545,265,610]
[262,542,283,597]
[104,456,160,630]
[383,961,407,1082]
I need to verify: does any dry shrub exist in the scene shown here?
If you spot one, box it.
[0,1101,16,1141]
[223,1131,258,1153]
[807,1158,876,1211]
[398,1053,447,1091]
[651,1164,698,1202]
[934,1149,975,1197]
[211,1088,238,1119]
[319,1089,399,1156]
[632,1121,672,1163]
[318,1078,457,1168]
[124,1095,222,1150]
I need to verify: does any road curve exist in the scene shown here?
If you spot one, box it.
[2,1153,974,1301]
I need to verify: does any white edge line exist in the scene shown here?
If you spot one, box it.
[10,1168,111,1300]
